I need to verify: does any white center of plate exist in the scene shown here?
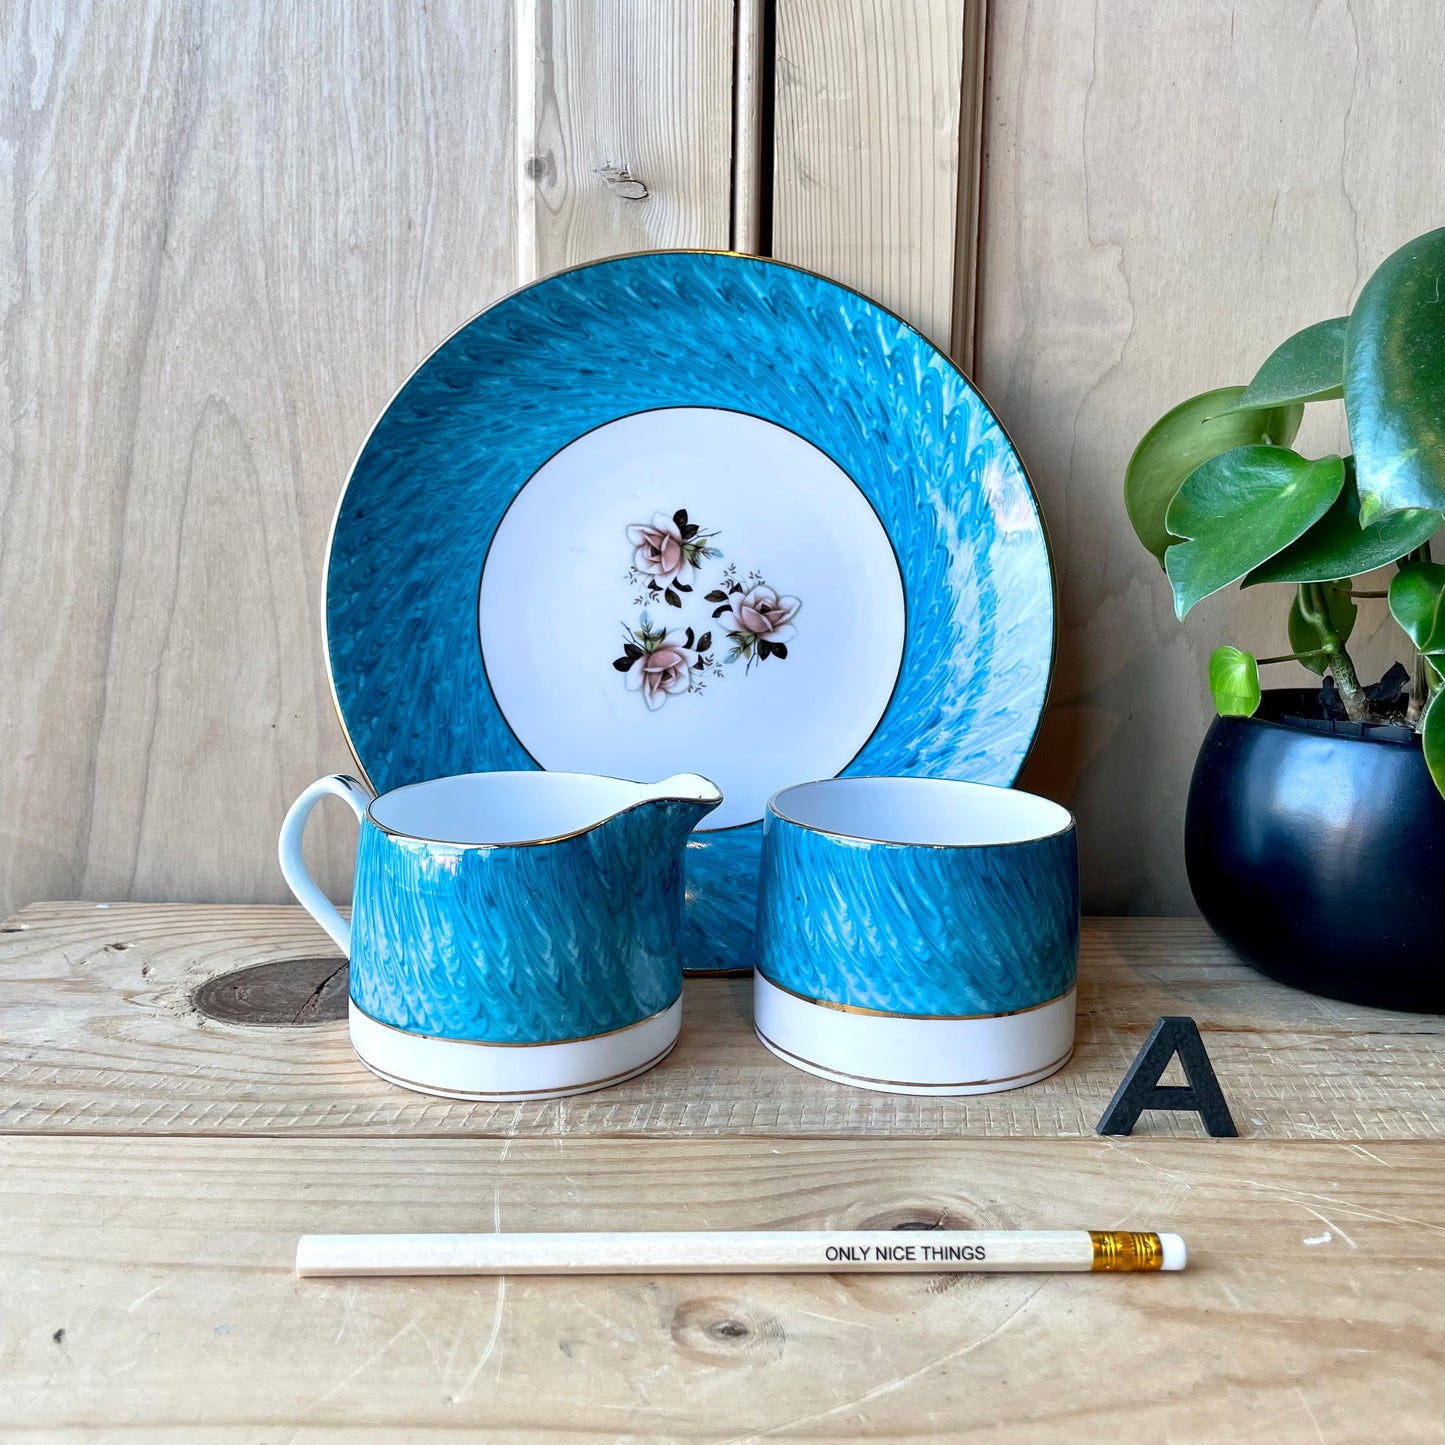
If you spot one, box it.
[479,407,905,830]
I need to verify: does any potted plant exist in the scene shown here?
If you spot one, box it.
[1125,227,1445,1011]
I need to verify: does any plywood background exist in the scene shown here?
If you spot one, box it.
[977,0,1445,911]
[1,0,1440,921]
[771,0,969,354]
[0,0,731,921]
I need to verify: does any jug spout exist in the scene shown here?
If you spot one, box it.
[628,772,723,836]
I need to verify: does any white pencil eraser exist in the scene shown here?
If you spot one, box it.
[1159,1233,1187,1271]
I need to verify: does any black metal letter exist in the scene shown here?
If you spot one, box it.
[1096,1016,1238,1137]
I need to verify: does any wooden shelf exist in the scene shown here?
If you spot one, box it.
[3,902,1442,1141]
[4,902,1444,1438]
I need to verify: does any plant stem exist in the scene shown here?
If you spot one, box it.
[1333,588,1387,599]
[1401,542,1436,723]
[1408,652,1429,728]
[1299,581,1369,721]
[1256,650,1330,666]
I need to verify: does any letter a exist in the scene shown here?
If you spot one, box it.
[1096,1016,1237,1138]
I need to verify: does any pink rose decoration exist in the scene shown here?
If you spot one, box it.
[624,631,699,711]
[729,585,799,644]
[627,512,694,589]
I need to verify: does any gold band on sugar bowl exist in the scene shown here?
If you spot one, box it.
[1089,1231,1164,1272]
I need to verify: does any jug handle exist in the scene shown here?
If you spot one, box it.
[277,774,374,957]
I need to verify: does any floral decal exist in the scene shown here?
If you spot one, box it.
[613,616,714,710]
[617,511,799,709]
[706,566,800,671]
[627,508,719,609]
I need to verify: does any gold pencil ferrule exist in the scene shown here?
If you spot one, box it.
[1089,1230,1164,1272]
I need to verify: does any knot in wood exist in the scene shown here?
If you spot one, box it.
[670,1297,784,1366]
[856,1205,969,1233]
[191,958,349,1027]
[598,165,650,201]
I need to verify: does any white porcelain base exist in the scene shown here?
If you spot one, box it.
[349,998,682,1101]
[753,975,1076,1097]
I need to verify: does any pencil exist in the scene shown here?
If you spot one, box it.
[295,1229,1186,1277]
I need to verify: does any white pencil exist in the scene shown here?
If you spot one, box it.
[295,1229,1186,1277]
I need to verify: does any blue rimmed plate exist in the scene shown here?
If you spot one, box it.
[325,251,1054,973]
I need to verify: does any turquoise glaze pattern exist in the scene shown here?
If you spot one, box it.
[756,811,1080,1016]
[349,798,705,1043]
[327,252,1055,972]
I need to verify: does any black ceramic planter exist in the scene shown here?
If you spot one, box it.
[1186,688,1445,1013]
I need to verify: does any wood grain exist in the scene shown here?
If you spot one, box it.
[515,0,733,282]
[4,1132,1445,1439]
[978,0,1445,912]
[3,903,1443,1141]
[0,2,514,926]
[0,2,735,927]
[772,0,971,353]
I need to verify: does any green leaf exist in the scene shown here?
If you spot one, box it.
[1244,457,1440,585]
[1388,562,1445,654]
[1125,387,1303,564]
[1287,583,1357,675]
[1164,448,1346,618]
[1346,227,1445,524]
[1235,317,1347,409]
[1423,688,1445,801]
[1208,646,1261,717]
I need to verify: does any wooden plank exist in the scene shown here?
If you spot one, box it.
[2,903,1442,1141]
[977,0,1445,913]
[3,1133,1444,1438]
[772,0,972,353]
[0,2,517,925]
[0,2,734,932]
[514,0,734,282]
